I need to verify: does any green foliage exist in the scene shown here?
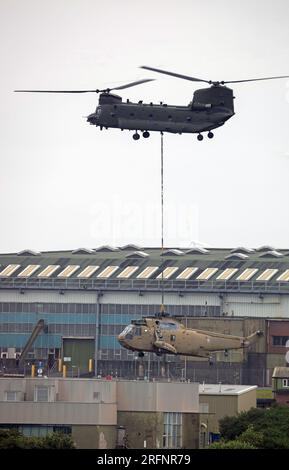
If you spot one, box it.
[218,405,289,449]
[0,429,75,449]
[209,439,256,449]
[238,425,264,448]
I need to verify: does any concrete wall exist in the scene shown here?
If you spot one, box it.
[116,381,199,413]
[0,377,116,404]
[182,413,199,449]
[71,425,116,449]
[118,411,163,449]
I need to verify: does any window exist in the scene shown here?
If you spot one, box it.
[58,265,80,278]
[38,265,60,278]
[0,264,20,277]
[157,267,178,279]
[277,270,289,282]
[282,379,289,388]
[97,266,119,278]
[197,268,218,281]
[272,336,289,346]
[5,391,18,401]
[34,386,54,402]
[18,265,41,277]
[137,266,158,279]
[256,269,278,282]
[163,412,182,448]
[216,268,238,281]
[176,267,198,280]
[117,266,139,279]
[236,268,258,281]
[77,265,99,278]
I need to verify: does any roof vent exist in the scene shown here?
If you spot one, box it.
[17,249,41,256]
[259,250,283,258]
[125,251,149,259]
[72,248,95,255]
[94,245,119,252]
[230,247,254,254]
[256,245,276,252]
[161,249,184,256]
[120,244,143,251]
[225,253,249,260]
[186,247,209,254]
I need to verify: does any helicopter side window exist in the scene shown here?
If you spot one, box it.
[159,322,179,331]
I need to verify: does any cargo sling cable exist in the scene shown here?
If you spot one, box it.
[160,131,165,315]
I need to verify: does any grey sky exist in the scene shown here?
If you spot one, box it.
[1,0,289,252]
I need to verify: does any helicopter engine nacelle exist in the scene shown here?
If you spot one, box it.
[193,86,234,112]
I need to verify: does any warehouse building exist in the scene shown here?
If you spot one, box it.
[0,245,289,386]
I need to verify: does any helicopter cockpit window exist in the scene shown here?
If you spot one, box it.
[134,326,142,336]
[121,324,134,340]
[159,322,179,331]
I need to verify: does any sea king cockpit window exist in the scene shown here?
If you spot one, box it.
[120,324,142,339]
[159,322,180,331]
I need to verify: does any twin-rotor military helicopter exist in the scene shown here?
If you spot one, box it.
[15,66,289,141]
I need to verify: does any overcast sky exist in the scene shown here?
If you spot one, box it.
[1,0,289,252]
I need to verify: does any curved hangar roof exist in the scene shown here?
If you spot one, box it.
[0,245,289,291]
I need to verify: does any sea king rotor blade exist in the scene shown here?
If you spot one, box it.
[140,65,211,84]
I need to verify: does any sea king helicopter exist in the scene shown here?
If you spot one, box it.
[15,66,289,141]
[118,312,263,361]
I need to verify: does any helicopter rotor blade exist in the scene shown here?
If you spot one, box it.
[14,89,100,93]
[140,65,211,84]
[223,75,289,84]
[14,78,155,95]
[111,78,155,90]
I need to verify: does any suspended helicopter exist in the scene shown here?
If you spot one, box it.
[15,66,289,141]
[118,314,263,361]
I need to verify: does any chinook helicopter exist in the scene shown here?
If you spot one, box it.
[15,67,289,141]
[118,314,263,360]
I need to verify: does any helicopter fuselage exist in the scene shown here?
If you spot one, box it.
[87,86,234,137]
[118,317,262,358]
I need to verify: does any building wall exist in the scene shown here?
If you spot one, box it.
[116,381,199,413]
[71,425,116,449]
[237,389,257,413]
[182,413,199,449]
[117,411,163,449]
[199,395,238,434]
[267,320,289,354]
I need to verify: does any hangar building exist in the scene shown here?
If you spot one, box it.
[0,244,289,386]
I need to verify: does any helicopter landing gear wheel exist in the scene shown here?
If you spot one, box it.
[143,131,150,138]
[133,132,140,140]
[208,131,214,139]
[138,351,144,358]
[197,134,203,141]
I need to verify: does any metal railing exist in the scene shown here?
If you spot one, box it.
[0,276,289,294]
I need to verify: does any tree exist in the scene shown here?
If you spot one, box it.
[218,405,289,449]
[0,429,75,449]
